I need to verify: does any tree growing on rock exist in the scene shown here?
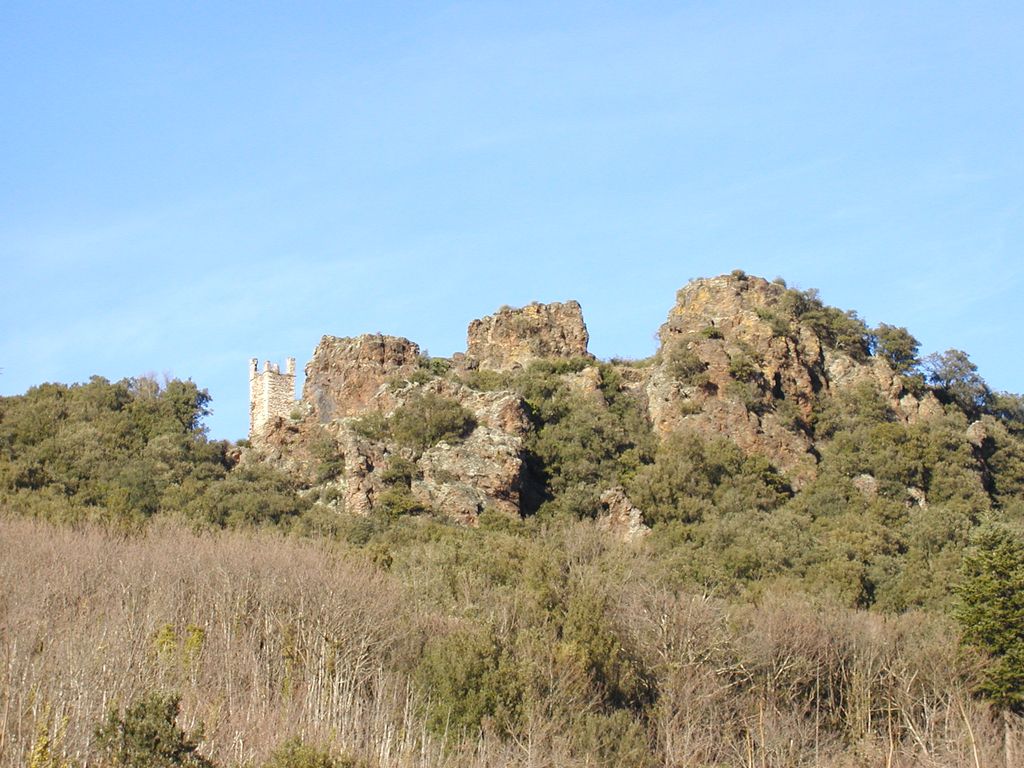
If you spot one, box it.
[872,323,921,374]
[923,348,991,416]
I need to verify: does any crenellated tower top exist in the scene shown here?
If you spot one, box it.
[249,357,297,438]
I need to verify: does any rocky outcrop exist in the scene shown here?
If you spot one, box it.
[303,334,420,421]
[249,270,959,525]
[657,274,826,414]
[466,301,591,370]
[388,378,533,439]
[333,423,389,516]
[242,416,320,480]
[412,427,526,524]
[648,274,823,486]
[263,329,538,523]
[597,487,650,543]
[644,273,948,487]
[825,351,943,423]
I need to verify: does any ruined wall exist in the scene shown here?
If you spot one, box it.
[249,358,297,438]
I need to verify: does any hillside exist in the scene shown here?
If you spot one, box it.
[2,272,1024,768]
[238,271,1024,610]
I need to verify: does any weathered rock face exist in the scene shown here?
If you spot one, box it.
[333,423,389,517]
[303,334,420,421]
[260,331,537,524]
[657,274,826,414]
[597,487,650,543]
[466,301,591,370]
[412,427,526,525]
[393,378,533,439]
[824,352,944,422]
[250,271,955,525]
[648,275,824,486]
[242,415,320,480]
[644,273,948,487]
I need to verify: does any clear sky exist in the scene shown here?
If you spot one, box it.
[2,1,1022,440]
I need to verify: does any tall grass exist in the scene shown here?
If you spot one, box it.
[0,516,433,767]
[1,515,1020,767]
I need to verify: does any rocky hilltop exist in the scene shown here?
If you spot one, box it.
[646,274,941,485]
[303,334,421,420]
[245,272,954,528]
[465,300,591,370]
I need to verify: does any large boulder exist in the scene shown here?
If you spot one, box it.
[303,334,420,421]
[466,301,592,370]
[597,487,650,543]
[825,351,944,423]
[412,427,526,524]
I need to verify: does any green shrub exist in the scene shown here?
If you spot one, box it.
[418,354,453,377]
[262,738,361,768]
[677,398,702,416]
[416,626,523,737]
[349,412,388,441]
[458,369,509,392]
[665,343,707,385]
[389,393,476,454]
[727,352,759,382]
[872,323,921,374]
[771,397,807,432]
[755,308,792,337]
[628,431,789,527]
[573,711,656,768]
[725,379,766,414]
[780,288,871,359]
[389,368,434,389]
[376,486,428,518]
[955,522,1024,713]
[521,366,655,517]
[93,692,213,768]
[177,465,310,528]
[0,377,231,525]
[379,455,419,487]
[311,437,344,483]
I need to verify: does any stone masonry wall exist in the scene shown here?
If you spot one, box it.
[249,358,297,438]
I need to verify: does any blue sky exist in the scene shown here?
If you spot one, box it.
[2,1,1022,440]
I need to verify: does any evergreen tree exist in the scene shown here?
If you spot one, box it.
[872,323,920,374]
[956,522,1024,713]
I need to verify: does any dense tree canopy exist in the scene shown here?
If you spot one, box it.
[0,376,305,526]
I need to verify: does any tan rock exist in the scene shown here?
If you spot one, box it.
[966,420,990,448]
[597,487,650,543]
[385,378,533,439]
[563,365,606,403]
[852,474,879,500]
[412,427,526,524]
[303,334,421,421]
[648,274,822,486]
[827,351,943,425]
[466,300,592,370]
[906,486,928,509]
[334,422,389,516]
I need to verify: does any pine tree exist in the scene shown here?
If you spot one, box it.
[956,522,1024,766]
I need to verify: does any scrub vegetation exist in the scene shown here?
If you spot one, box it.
[3,286,1024,767]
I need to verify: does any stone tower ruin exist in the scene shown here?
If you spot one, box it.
[249,357,297,438]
